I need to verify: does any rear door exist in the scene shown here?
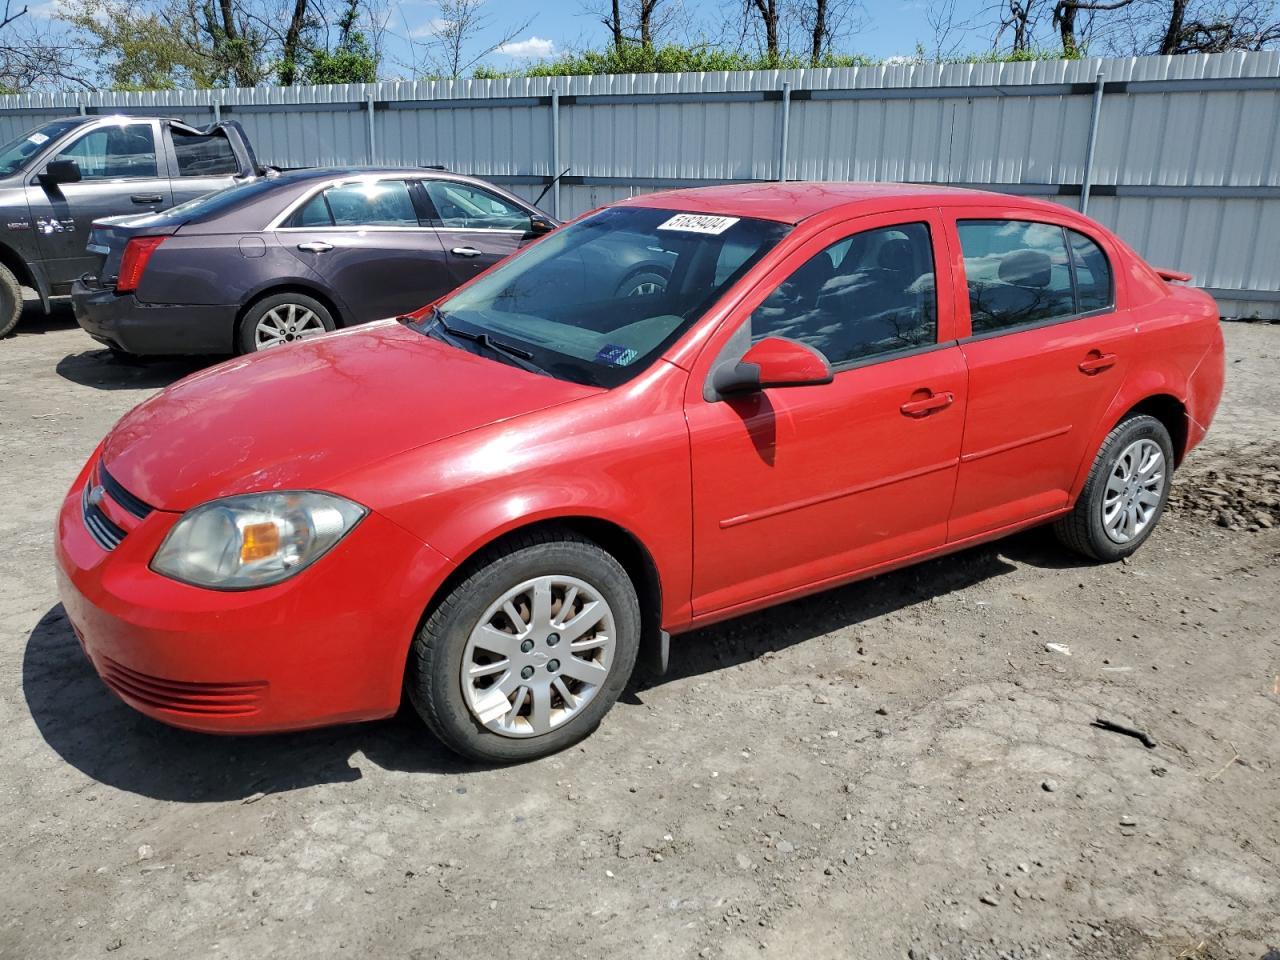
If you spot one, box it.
[163,122,246,204]
[275,176,453,323]
[946,211,1134,541]
[25,118,172,287]
[420,178,534,285]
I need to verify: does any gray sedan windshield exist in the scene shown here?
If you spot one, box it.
[425,206,789,387]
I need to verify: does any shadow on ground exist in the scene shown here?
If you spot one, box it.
[25,518,1075,802]
[55,348,209,391]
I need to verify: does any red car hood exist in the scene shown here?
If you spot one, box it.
[102,322,599,511]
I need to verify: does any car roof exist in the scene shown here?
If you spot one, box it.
[619,181,1065,225]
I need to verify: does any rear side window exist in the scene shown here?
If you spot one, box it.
[172,129,238,177]
[1069,229,1113,312]
[750,222,937,366]
[288,180,420,228]
[958,220,1113,334]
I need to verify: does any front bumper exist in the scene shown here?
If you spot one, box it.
[71,278,238,356]
[54,457,455,734]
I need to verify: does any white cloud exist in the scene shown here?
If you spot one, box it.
[26,0,63,19]
[495,35,554,59]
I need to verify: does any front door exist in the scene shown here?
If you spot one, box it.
[946,214,1135,541]
[420,178,532,285]
[277,177,454,323]
[686,212,968,616]
[25,119,172,288]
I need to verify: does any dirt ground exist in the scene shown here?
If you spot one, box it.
[1,302,1277,960]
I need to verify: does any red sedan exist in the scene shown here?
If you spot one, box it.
[55,183,1224,762]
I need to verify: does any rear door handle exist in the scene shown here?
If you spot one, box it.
[451,246,482,258]
[900,391,955,417]
[131,194,163,204]
[296,241,334,253]
[1078,352,1118,375]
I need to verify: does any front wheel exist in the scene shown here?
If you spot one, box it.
[1054,414,1174,561]
[406,530,641,763]
[0,262,23,338]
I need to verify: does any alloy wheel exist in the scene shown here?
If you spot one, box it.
[253,303,327,350]
[461,575,616,738]
[1102,438,1166,544]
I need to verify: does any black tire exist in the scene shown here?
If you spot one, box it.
[237,292,336,354]
[0,262,23,339]
[406,529,641,763]
[614,268,668,298]
[1053,414,1175,562]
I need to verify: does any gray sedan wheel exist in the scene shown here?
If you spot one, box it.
[239,292,336,354]
[406,529,641,763]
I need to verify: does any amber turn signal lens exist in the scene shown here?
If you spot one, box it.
[240,521,280,563]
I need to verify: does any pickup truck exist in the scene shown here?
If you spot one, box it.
[0,115,261,337]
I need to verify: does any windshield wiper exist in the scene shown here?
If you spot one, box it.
[416,306,549,377]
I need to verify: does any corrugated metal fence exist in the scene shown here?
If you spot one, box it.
[3,50,1279,317]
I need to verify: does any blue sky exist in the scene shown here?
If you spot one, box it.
[381,0,1004,76]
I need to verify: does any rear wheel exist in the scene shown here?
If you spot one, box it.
[238,292,335,354]
[1054,414,1174,561]
[0,263,23,338]
[406,529,641,763]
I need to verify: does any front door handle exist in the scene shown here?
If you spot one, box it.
[296,241,334,253]
[1078,351,1118,375]
[900,391,955,417]
[131,194,163,204]
[451,246,482,258]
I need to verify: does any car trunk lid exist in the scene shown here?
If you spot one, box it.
[86,215,183,287]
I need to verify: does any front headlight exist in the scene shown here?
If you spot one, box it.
[151,491,366,589]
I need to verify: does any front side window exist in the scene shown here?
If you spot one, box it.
[172,129,238,177]
[959,220,1094,334]
[750,222,937,366]
[290,180,419,227]
[53,124,158,180]
[424,180,530,231]
[419,206,790,387]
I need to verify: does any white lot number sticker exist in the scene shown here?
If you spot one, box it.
[27,132,48,145]
[657,213,740,235]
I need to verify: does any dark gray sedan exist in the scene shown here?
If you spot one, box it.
[71,167,573,355]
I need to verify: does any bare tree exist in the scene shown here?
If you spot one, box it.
[412,0,532,78]
[1158,0,1280,51]
[1,2,92,91]
[924,0,964,59]
[993,0,1040,50]
[603,0,624,51]
[278,0,311,84]
[746,0,780,59]
[1052,0,1133,54]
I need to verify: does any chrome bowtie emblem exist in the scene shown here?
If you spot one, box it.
[87,485,106,508]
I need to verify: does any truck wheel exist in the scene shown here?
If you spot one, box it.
[406,529,641,763]
[238,292,335,353]
[0,263,23,338]
[1054,414,1174,562]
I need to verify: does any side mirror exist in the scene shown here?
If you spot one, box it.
[40,159,82,186]
[528,215,556,237]
[712,336,834,396]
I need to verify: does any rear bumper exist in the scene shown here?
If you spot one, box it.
[71,279,238,356]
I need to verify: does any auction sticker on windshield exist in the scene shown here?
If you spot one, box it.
[657,213,741,235]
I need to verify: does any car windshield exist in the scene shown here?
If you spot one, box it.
[0,118,86,178]
[416,206,790,387]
